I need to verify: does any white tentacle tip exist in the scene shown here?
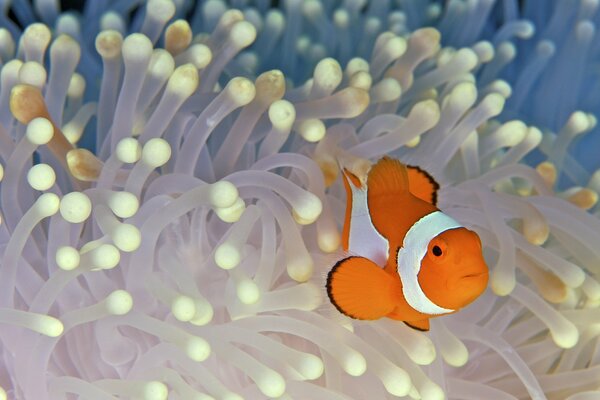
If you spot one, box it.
[185,44,212,69]
[95,29,124,58]
[142,381,168,400]
[299,354,324,380]
[67,73,85,98]
[112,224,141,252]
[215,197,245,223]
[349,70,372,91]
[410,99,440,128]
[215,243,240,269]
[237,279,260,305]
[490,270,515,296]
[226,77,256,106]
[268,99,296,131]
[497,120,527,146]
[343,351,367,377]
[552,322,579,349]
[59,191,92,223]
[257,370,286,398]
[142,138,171,168]
[146,0,176,22]
[36,192,60,217]
[297,119,326,142]
[26,117,54,145]
[23,23,51,44]
[370,78,402,103]
[19,61,47,89]
[297,283,323,311]
[383,36,407,60]
[481,93,506,117]
[89,244,121,270]
[230,21,257,49]
[185,336,211,362]
[149,49,175,80]
[313,57,342,90]
[171,295,196,321]
[472,40,494,63]
[189,300,214,326]
[442,342,469,367]
[381,370,412,397]
[523,220,549,246]
[292,194,322,225]
[56,246,80,270]
[287,256,314,282]
[411,343,437,366]
[37,315,64,337]
[417,383,445,400]
[122,33,153,63]
[210,181,239,209]
[448,81,477,109]
[116,137,142,163]
[108,191,139,218]
[453,48,478,71]
[27,163,56,191]
[566,267,586,289]
[318,230,341,253]
[565,111,591,136]
[105,290,133,315]
[167,63,199,98]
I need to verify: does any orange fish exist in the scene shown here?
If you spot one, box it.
[326,157,489,331]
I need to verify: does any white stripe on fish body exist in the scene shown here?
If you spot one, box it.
[397,211,463,315]
[347,182,389,267]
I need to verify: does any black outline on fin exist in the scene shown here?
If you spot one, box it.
[407,164,440,206]
[404,321,429,332]
[326,256,360,320]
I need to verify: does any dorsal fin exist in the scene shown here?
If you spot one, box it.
[406,165,439,205]
[340,167,359,251]
[341,168,362,189]
[366,156,409,197]
[336,153,371,188]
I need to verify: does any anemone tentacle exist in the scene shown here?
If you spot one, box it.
[0,1,599,400]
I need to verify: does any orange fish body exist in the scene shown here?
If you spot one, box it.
[327,157,489,331]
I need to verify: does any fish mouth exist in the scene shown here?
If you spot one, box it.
[461,272,488,279]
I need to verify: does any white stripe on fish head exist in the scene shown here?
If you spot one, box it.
[397,211,463,315]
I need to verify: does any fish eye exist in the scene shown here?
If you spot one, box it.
[428,238,447,261]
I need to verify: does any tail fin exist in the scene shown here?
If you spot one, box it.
[326,256,396,320]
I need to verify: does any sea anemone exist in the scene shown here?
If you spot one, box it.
[0,1,599,399]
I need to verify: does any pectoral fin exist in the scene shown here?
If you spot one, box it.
[326,256,396,320]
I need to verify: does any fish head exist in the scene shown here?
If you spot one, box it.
[418,227,489,310]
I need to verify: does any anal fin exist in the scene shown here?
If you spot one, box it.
[404,319,430,332]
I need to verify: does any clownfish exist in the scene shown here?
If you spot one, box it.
[326,157,489,331]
